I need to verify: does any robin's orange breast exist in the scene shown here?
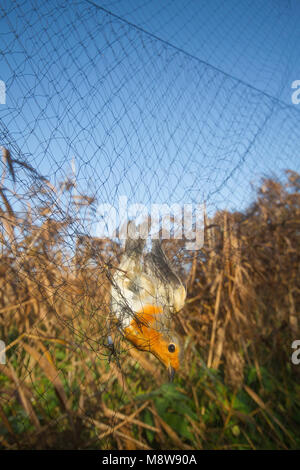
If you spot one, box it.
[124,304,163,351]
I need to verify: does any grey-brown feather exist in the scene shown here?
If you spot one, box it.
[144,240,183,289]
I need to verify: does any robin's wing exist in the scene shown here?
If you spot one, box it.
[118,236,156,300]
[111,225,156,328]
[145,240,181,286]
[144,240,186,314]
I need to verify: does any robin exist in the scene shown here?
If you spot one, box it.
[110,232,186,381]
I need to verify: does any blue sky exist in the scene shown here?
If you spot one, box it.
[0,0,299,238]
[99,0,300,104]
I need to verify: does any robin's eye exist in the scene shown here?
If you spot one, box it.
[168,343,176,353]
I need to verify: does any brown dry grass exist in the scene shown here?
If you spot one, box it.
[0,150,299,449]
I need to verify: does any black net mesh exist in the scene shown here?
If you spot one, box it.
[0,0,299,450]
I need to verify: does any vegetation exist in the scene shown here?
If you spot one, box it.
[0,151,299,449]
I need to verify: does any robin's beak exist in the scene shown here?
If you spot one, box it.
[168,365,175,382]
